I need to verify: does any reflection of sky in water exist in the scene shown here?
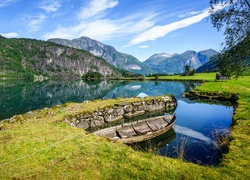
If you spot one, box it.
[174,100,233,133]
[137,92,148,98]
[158,100,233,165]
[174,125,212,143]
[127,85,142,90]
[104,81,197,100]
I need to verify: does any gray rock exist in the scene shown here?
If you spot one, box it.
[124,105,133,113]
[113,107,124,116]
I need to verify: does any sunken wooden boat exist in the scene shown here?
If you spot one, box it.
[93,114,176,144]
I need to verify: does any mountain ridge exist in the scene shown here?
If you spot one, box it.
[48,36,155,75]
[143,49,218,74]
[0,37,121,79]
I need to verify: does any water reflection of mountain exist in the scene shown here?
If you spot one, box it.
[0,80,200,120]
[104,81,200,100]
[0,80,123,120]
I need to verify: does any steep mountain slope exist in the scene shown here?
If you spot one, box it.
[48,36,155,75]
[197,49,218,64]
[0,36,121,79]
[196,59,217,72]
[144,49,218,74]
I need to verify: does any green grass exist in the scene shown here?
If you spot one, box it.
[1,73,250,179]
[146,73,217,81]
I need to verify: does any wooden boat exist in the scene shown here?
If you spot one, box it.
[93,114,176,144]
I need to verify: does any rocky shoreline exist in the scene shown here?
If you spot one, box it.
[64,95,177,130]
[183,90,238,103]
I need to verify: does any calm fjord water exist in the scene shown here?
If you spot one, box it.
[0,80,233,165]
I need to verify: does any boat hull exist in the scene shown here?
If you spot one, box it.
[94,114,176,144]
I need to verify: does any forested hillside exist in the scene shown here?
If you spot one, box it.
[0,36,121,80]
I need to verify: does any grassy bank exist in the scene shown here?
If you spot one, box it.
[1,73,250,179]
[146,73,217,81]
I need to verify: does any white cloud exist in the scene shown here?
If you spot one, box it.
[178,11,201,18]
[43,26,72,39]
[43,19,119,40]
[46,0,224,45]
[43,2,156,41]
[22,1,62,33]
[127,4,227,46]
[139,45,149,48]
[78,0,118,20]
[40,0,62,13]
[27,14,47,32]
[119,14,156,34]
[43,15,155,40]
[0,0,19,8]
[0,32,19,38]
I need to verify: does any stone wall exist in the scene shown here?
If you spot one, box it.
[64,95,177,130]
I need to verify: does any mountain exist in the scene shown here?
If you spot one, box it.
[0,37,121,80]
[144,53,173,66]
[198,35,250,74]
[48,36,155,75]
[196,59,217,72]
[143,49,218,74]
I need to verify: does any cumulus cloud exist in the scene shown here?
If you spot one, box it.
[127,4,227,46]
[0,32,19,38]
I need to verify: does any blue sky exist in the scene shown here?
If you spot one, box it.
[0,0,226,61]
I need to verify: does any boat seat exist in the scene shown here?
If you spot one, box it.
[117,126,138,137]
[132,122,152,134]
[146,121,161,131]
[147,118,168,130]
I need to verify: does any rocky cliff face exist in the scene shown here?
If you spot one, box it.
[143,49,218,74]
[0,38,121,79]
[48,36,155,75]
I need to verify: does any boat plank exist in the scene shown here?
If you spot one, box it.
[132,123,153,134]
[118,126,137,137]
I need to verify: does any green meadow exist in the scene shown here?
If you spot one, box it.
[0,73,250,179]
